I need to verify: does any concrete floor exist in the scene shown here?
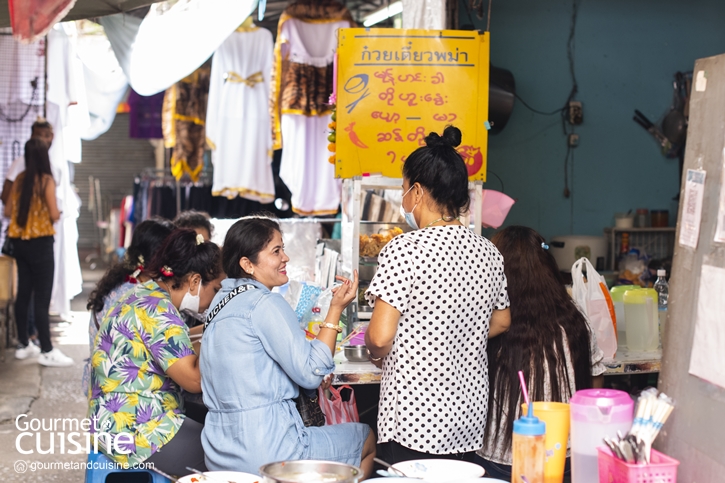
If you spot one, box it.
[0,267,105,482]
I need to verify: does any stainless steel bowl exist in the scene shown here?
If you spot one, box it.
[343,345,369,363]
[259,460,362,483]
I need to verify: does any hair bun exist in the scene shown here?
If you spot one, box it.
[424,125,462,149]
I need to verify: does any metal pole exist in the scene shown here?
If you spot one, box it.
[43,35,48,119]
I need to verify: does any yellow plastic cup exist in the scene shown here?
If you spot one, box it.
[522,402,570,483]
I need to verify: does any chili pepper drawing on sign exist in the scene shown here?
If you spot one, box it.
[344,122,369,149]
[335,28,490,180]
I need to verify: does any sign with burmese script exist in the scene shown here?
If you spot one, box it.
[335,29,489,180]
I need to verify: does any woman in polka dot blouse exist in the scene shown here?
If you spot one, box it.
[365,126,511,464]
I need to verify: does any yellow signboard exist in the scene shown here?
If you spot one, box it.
[335,29,490,180]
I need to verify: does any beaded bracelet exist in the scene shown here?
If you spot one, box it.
[366,348,383,362]
[319,323,343,333]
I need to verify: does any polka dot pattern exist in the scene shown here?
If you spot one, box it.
[365,225,509,454]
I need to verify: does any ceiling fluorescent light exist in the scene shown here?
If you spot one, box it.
[363,1,403,27]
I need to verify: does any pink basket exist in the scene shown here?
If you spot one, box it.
[598,447,679,483]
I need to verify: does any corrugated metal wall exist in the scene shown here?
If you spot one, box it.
[76,113,156,248]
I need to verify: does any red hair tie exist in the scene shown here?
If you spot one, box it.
[126,264,144,284]
[160,265,174,277]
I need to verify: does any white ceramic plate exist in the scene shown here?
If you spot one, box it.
[390,459,485,482]
[367,478,505,483]
[177,471,261,483]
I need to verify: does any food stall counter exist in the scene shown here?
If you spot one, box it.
[332,346,663,385]
[332,351,382,385]
[603,347,662,375]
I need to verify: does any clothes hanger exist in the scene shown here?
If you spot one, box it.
[235,16,256,32]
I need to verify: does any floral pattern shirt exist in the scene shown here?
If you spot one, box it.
[88,281,194,467]
[83,281,136,397]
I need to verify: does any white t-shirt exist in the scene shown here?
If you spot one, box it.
[365,225,509,455]
[5,156,24,182]
[4,156,60,184]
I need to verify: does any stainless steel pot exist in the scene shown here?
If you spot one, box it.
[259,460,362,483]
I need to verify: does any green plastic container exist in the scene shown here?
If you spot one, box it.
[623,288,659,352]
[610,285,636,348]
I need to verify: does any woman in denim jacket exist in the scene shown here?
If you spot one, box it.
[200,217,376,477]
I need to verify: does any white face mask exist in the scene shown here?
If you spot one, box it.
[179,284,201,314]
[399,186,419,230]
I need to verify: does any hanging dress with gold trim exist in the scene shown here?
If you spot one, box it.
[270,2,354,216]
[163,65,211,181]
[206,26,275,203]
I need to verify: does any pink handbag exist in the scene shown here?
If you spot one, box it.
[318,385,360,425]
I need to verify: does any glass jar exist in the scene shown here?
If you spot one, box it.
[651,210,669,228]
[635,208,649,228]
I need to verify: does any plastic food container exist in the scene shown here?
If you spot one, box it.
[614,213,635,228]
[597,447,679,483]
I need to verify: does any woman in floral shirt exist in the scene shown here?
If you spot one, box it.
[83,218,174,397]
[88,229,223,476]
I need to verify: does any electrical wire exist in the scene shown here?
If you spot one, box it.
[562,0,579,203]
[564,146,570,189]
[566,0,579,104]
[461,0,476,27]
[471,0,486,20]
[0,77,39,123]
[514,92,566,116]
[569,144,575,233]
[486,170,505,193]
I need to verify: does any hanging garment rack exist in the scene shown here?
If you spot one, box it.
[137,167,212,214]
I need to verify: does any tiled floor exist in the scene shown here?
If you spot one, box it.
[0,263,106,482]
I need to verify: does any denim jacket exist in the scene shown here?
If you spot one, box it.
[200,278,335,472]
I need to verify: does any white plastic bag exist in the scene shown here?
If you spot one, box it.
[572,257,618,359]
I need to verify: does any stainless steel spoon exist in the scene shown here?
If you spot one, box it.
[373,458,415,478]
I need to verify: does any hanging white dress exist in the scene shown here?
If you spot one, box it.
[46,28,84,318]
[277,18,348,216]
[206,27,275,203]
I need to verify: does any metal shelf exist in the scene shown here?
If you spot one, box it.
[341,176,483,323]
[604,227,676,270]
[607,227,676,233]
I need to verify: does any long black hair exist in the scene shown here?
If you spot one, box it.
[16,138,52,228]
[222,216,281,279]
[402,125,470,218]
[146,228,223,289]
[486,226,593,450]
[174,210,213,238]
[87,219,175,313]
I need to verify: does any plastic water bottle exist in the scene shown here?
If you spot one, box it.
[306,307,324,338]
[653,269,669,346]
